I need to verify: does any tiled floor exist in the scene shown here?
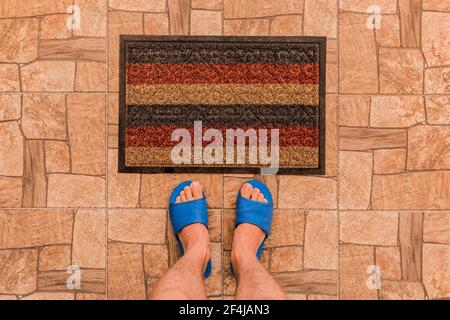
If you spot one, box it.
[0,0,449,300]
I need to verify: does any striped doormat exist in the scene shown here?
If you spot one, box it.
[119,36,326,174]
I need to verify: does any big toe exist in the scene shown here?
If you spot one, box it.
[190,181,203,199]
[240,183,252,198]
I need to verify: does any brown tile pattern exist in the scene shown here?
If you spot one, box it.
[0,0,448,300]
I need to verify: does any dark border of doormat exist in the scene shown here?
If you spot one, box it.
[118,35,326,175]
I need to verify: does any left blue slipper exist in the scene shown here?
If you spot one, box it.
[169,180,212,278]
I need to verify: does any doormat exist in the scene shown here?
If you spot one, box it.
[119,36,326,174]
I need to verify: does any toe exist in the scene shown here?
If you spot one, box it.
[257,193,265,202]
[250,188,260,200]
[190,181,203,199]
[240,183,252,199]
[180,190,186,202]
[175,196,181,203]
[184,186,193,200]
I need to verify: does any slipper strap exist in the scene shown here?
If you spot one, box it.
[169,198,208,234]
[236,196,272,237]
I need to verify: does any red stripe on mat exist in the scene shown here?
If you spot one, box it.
[126,63,319,85]
[126,125,319,148]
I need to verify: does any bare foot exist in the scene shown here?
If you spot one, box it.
[175,181,210,273]
[231,183,269,275]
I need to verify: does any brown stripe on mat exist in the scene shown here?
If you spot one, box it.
[126,84,319,106]
[126,63,319,85]
[125,146,319,168]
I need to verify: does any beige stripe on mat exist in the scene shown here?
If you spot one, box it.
[126,84,319,106]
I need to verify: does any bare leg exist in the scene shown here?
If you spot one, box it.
[231,184,286,300]
[151,182,210,300]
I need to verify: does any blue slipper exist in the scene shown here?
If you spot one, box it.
[169,180,212,278]
[231,179,273,275]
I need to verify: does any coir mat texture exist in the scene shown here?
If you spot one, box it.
[119,36,326,174]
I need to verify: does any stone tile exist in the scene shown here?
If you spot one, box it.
[274,270,337,296]
[108,11,143,92]
[268,210,305,247]
[39,38,106,62]
[222,251,235,296]
[0,295,17,300]
[108,209,166,244]
[67,94,105,176]
[423,0,450,11]
[45,141,70,173]
[167,0,190,35]
[339,12,378,94]
[339,151,372,210]
[21,93,66,139]
[307,294,338,300]
[380,281,425,300]
[108,149,140,208]
[22,140,47,208]
[370,96,425,127]
[423,212,450,245]
[270,247,303,272]
[287,293,307,300]
[224,0,303,18]
[376,15,400,47]
[339,245,377,300]
[372,171,450,209]
[21,61,75,92]
[191,10,222,35]
[107,242,146,300]
[375,247,401,280]
[326,40,338,93]
[340,211,398,246]
[407,125,450,170]
[422,12,450,67]
[143,245,168,278]
[22,292,74,300]
[140,174,222,208]
[339,0,397,13]
[47,174,105,207]
[73,0,107,37]
[208,209,222,243]
[339,127,407,151]
[325,94,337,176]
[224,19,270,35]
[75,62,106,92]
[0,249,37,295]
[206,242,222,296]
[399,212,423,281]
[0,64,20,91]
[72,209,106,269]
[278,176,337,209]
[39,245,71,271]
[0,177,22,207]
[0,0,72,17]
[303,0,337,37]
[373,149,406,174]
[0,209,73,248]
[109,0,166,12]
[192,0,223,10]
[144,13,169,35]
[223,175,253,208]
[425,96,450,125]
[37,269,105,292]
[107,93,119,124]
[398,0,421,47]
[379,48,424,94]
[339,96,370,127]
[223,210,234,250]
[0,94,20,121]
[424,67,450,95]
[422,244,450,299]
[304,211,338,270]
[107,124,118,149]
[76,293,106,300]
[0,18,39,63]
[0,121,23,176]
[270,15,303,36]
[40,14,71,40]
